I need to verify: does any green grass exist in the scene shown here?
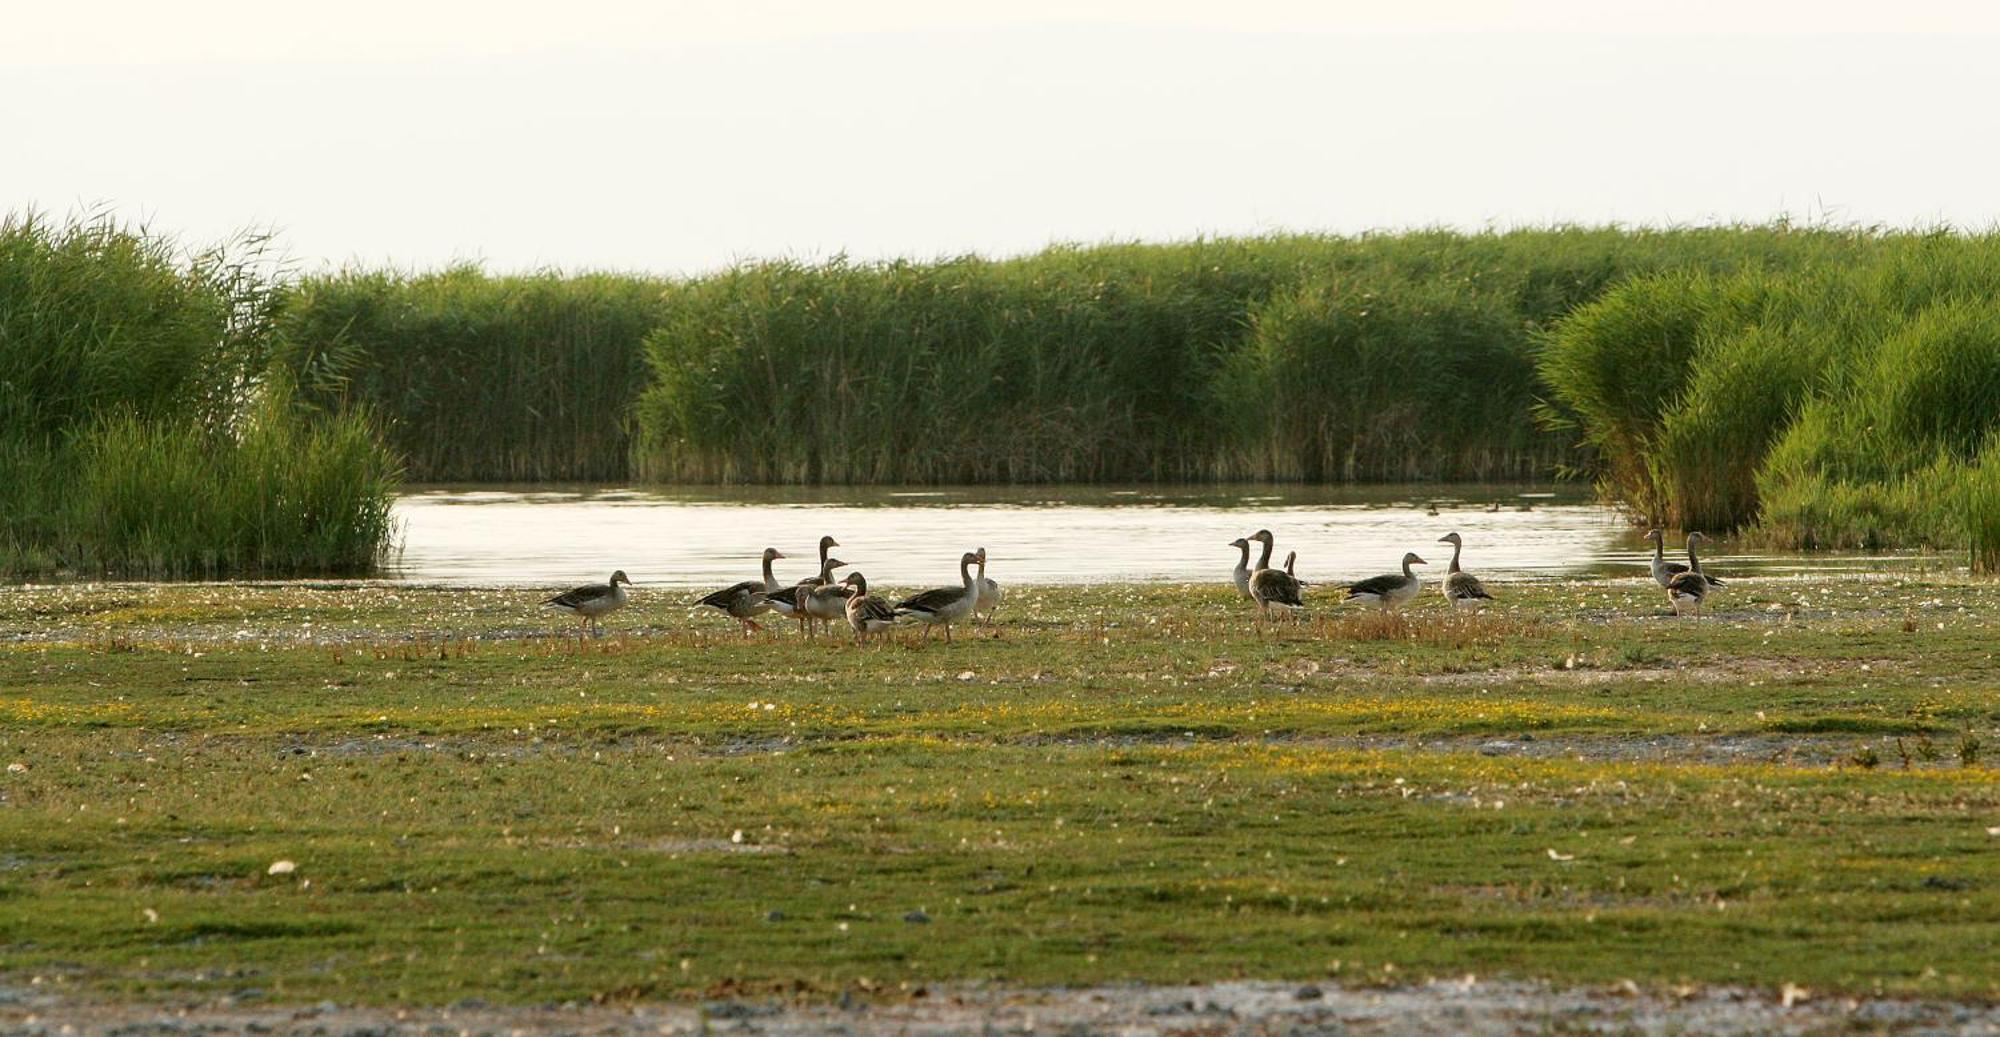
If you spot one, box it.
[2,579,1995,1005]
[276,267,670,482]
[261,224,1905,486]
[0,213,401,579]
[1541,238,2000,558]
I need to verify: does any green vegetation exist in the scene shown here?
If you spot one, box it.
[18,211,2000,569]
[1541,237,2000,567]
[631,227,1883,485]
[1,579,1996,1004]
[263,225,1893,486]
[278,267,670,482]
[0,213,399,578]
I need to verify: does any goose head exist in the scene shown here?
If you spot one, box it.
[1251,529,1275,546]
[841,571,868,595]
[976,547,989,564]
[1644,529,1664,543]
[762,547,785,562]
[960,551,980,567]
[822,557,848,574]
[1437,532,1463,547]
[1229,536,1249,551]
[609,570,632,586]
[1403,553,1428,568]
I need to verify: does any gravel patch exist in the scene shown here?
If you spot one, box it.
[3,980,1995,1036]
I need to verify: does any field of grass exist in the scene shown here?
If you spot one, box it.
[2,576,1995,1008]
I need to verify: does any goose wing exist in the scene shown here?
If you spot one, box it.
[849,594,898,625]
[1667,571,1710,598]
[1251,569,1304,607]
[895,585,968,616]
[1345,573,1405,599]
[1446,571,1494,600]
[767,579,818,616]
[697,580,764,610]
[547,583,614,609]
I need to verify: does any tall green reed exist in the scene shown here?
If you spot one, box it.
[64,383,398,577]
[276,267,670,481]
[2,211,399,577]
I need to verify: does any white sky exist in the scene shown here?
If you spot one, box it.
[8,1,1999,274]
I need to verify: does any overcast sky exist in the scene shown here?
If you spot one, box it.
[8,1,1999,274]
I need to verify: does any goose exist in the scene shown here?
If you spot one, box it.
[1667,532,1719,617]
[1250,550,1305,622]
[545,570,633,642]
[695,569,773,636]
[1244,530,1302,620]
[1436,532,1494,611]
[1346,553,1426,610]
[768,535,841,634]
[1667,568,1711,618]
[1283,550,1311,585]
[692,552,776,632]
[974,547,1002,625]
[842,572,899,643]
[1229,537,1255,600]
[801,559,854,634]
[894,551,980,643]
[1646,529,1724,597]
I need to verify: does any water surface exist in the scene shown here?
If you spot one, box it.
[387,484,1938,590]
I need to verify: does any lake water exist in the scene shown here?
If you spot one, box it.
[386,484,1932,590]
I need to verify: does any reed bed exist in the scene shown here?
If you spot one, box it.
[1541,234,2000,559]
[1,213,399,578]
[276,267,672,481]
[630,226,1885,485]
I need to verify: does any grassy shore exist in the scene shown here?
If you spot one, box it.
[1,578,1995,1007]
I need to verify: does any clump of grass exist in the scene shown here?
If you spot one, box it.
[64,383,398,577]
[1,211,400,578]
[1961,730,1983,767]
[1964,450,2000,574]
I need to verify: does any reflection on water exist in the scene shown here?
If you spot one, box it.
[388,484,1944,589]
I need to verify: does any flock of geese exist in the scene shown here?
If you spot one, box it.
[541,529,1724,643]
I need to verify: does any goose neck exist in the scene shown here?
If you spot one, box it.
[1449,540,1463,574]
[1255,537,1274,571]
